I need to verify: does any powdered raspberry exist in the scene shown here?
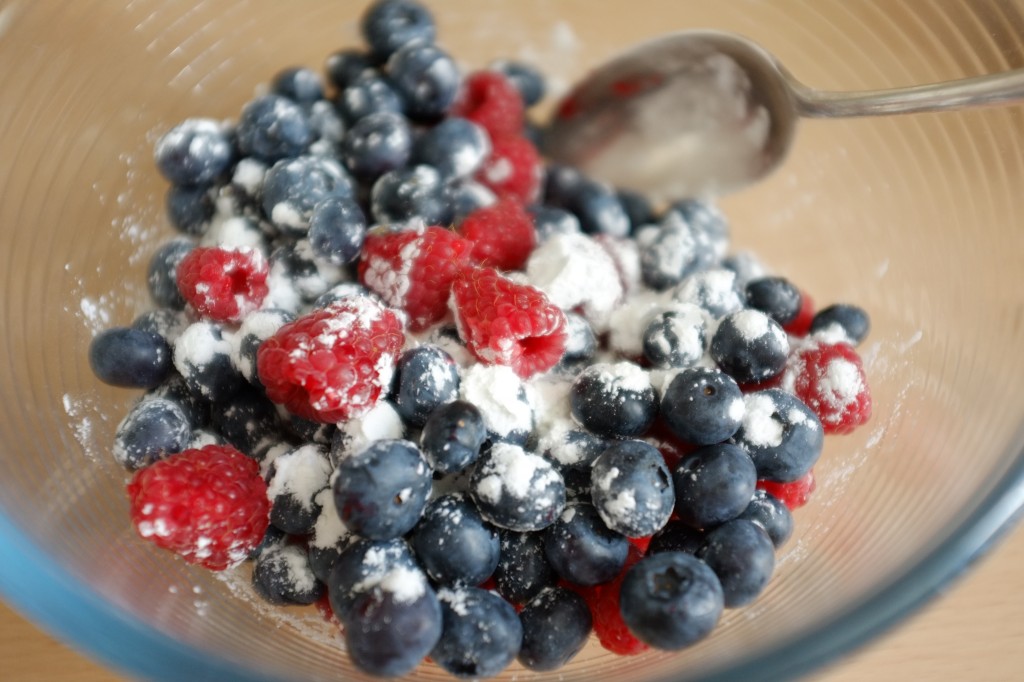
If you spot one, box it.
[127,444,270,570]
[175,246,269,323]
[786,341,872,434]
[578,546,649,656]
[783,289,815,337]
[459,198,537,271]
[449,265,566,378]
[758,469,816,510]
[475,135,542,204]
[451,70,524,140]
[358,225,474,331]
[256,297,404,423]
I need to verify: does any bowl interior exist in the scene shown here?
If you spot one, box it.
[2,1,1024,681]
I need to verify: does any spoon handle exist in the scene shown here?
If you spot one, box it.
[788,69,1024,118]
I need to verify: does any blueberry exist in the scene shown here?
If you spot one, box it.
[673,443,757,529]
[270,66,324,108]
[661,367,745,445]
[734,389,824,482]
[146,239,193,309]
[332,439,431,540]
[267,444,333,535]
[166,184,214,236]
[327,537,418,618]
[565,179,630,238]
[236,94,314,163]
[722,250,768,288]
[131,308,188,343]
[393,346,460,428]
[312,281,377,309]
[517,586,592,671]
[569,361,657,439]
[542,163,584,208]
[738,489,793,548]
[538,426,606,499]
[145,373,210,428]
[307,100,346,154]
[432,587,522,679]
[672,268,746,319]
[639,212,715,290]
[361,0,436,60]
[213,386,282,459]
[493,530,556,605]
[543,502,629,586]
[458,364,535,445]
[267,241,345,308]
[745,276,802,326]
[343,570,442,677]
[370,165,454,226]
[647,520,705,555]
[590,440,674,537]
[247,523,288,561]
[229,308,294,386]
[336,71,406,124]
[89,327,172,389]
[449,180,496,225]
[309,487,354,582]
[113,397,192,470]
[252,543,324,606]
[618,551,724,649]
[642,304,707,369]
[154,118,233,186]
[529,206,581,242]
[697,519,775,607]
[616,188,655,233]
[560,312,597,363]
[470,442,566,532]
[287,414,336,446]
[709,309,789,384]
[417,401,485,474]
[411,117,490,179]
[172,321,246,402]
[810,303,871,345]
[339,110,412,182]
[489,60,545,107]
[307,195,367,265]
[325,49,375,90]
[410,493,499,586]
[330,400,405,465]
[387,42,460,121]
[261,155,353,235]
[666,198,730,259]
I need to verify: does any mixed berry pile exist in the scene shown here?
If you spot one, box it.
[87,0,873,678]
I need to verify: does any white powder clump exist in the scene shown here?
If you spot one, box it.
[524,232,623,333]
[232,158,266,196]
[266,444,332,511]
[172,322,232,392]
[471,443,566,531]
[741,393,784,448]
[673,268,745,318]
[730,308,771,341]
[473,443,550,504]
[311,484,351,550]
[201,214,266,251]
[459,364,534,440]
[818,357,865,409]
[438,587,471,617]
[594,361,653,395]
[606,289,673,357]
[354,561,428,605]
[230,309,290,381]
[267,544,318,595]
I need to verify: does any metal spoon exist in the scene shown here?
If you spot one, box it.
[543,30,1024,200]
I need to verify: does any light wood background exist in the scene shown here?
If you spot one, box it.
[2,521,1022,681]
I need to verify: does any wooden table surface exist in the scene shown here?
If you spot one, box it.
[3,522,1023,681]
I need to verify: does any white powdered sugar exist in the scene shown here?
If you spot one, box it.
[731,308,771,341]
[459,364,534,438]
[606,288,673,357]
[524,233,624,332]
[230,309,289,379]
[275,544,318,594]
[311,483,351,550]
[818,357,865,408]
[201,214,266,251]
[594,361,653,395]
[174,321,230,374]
[334,400,404,460]
[741,393,784,447]
[266,444,332,510]
[361,231,422,308]
[474,442,557,503]
[355,563,427,605]
[438,587,471,616]
[673,268,744,318]
[232,157,266,196]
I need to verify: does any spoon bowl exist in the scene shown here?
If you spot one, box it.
[545,30,1024,200]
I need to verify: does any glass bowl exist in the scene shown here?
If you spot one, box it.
[2,1,1024,680]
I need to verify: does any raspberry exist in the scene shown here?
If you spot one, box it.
[175,246,269,323]
[475,135,542,204]
[451,70,524,140]
[786,341,872,434]
[127,444,270,570]
[358,225,474,331]
[783,289,815,337]
[578,546,649,656]
[758,469,816,510]
[449,265,566,378]
[256,297,405,423]
[459,198,537,271]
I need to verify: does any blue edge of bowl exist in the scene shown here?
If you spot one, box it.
[1,447,1023,682]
